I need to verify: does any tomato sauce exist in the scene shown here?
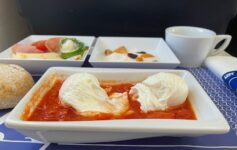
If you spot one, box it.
[22,80,196,121]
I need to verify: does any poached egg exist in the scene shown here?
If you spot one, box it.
[59,73,129,117]
[129,72,189,112]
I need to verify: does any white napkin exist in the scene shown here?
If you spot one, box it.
[204,54,237,79]
[204,52,237,92]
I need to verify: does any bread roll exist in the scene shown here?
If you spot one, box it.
[0,64,34,109]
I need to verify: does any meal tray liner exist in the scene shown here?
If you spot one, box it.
[0,67,237,149]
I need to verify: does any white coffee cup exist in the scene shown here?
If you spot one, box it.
[165,26,232,67]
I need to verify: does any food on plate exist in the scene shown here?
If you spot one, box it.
[114,46,128,54]
[45,37,62,52]
[105,52,131,62]
[0,64,34,109]
[129,73,188,112]
[13,52,62,59]
[59,73,129,117]
[21,72,195,121]
[11,37,88,60]
[60,38,88,59]
[12,44,44,54]
[32,40,48,52]
[104,46,158,62]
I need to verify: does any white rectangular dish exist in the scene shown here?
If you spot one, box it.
[0,35,95,74]
[89,37,180,68]
[5,67,229,143]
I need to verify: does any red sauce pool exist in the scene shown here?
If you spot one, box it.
[22,80,196,121]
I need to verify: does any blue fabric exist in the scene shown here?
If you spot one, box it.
[0,109,11,117]
[1,67,237,150]
[0,142,42,150]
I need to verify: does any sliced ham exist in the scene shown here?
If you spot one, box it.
[12,44,44,54]
[45,37,62,52]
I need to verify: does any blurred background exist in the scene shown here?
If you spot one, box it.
[0,0,236,55]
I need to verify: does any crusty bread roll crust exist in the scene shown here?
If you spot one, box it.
[0,64,34,109]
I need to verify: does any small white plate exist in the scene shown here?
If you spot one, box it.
[89,37,180,68]
[0,35,95,74]
[5,67,229,143]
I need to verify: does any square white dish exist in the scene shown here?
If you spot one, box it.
[5,67,229,143]
[0,35,95,74]
[89,37,180,68]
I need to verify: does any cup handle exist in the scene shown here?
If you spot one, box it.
[210,35,232,55]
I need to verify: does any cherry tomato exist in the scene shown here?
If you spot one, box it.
[32,40,48,52]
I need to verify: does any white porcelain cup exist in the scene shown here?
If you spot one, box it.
[165,26,232,67]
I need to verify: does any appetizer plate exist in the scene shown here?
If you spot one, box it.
[89,37,180,68]
[5,67,229,143]
[0,35,95,74]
